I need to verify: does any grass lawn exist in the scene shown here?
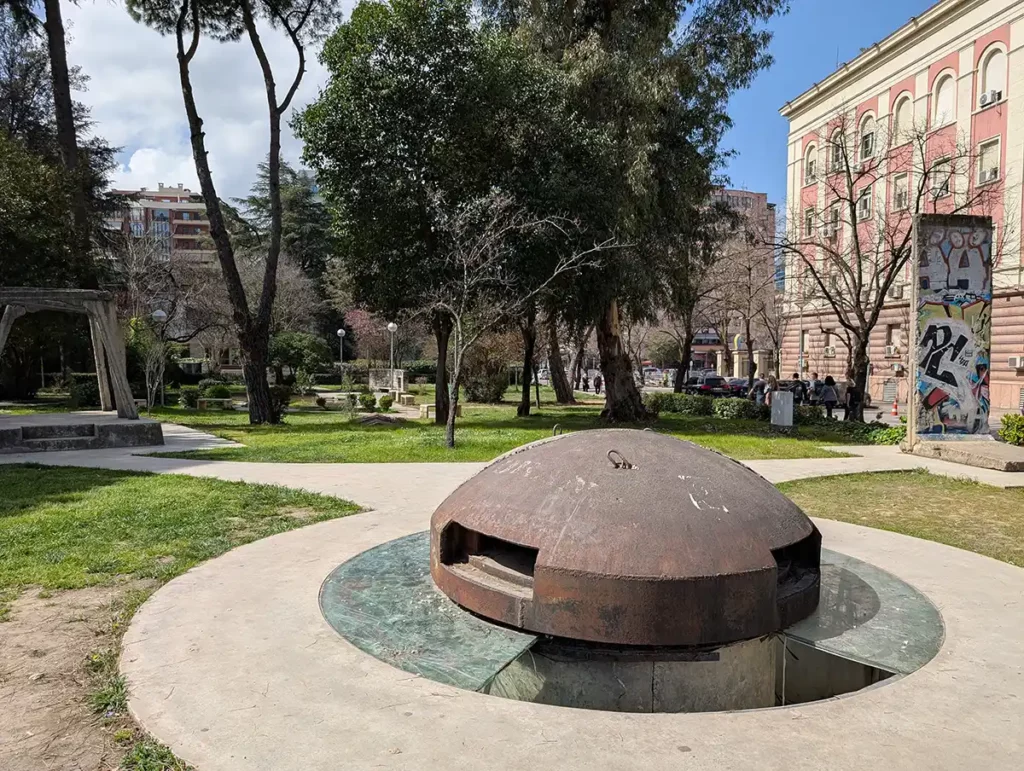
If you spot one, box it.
[0,464,360,604]
[779,470,1024,567]
[149,401,862,463]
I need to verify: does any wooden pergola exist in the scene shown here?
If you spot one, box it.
[0,288,139,419]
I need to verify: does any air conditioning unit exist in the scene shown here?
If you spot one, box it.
[857,197,871,218]
[885,345,900,358]
[888,284,904,300]
[892,363,905,373]
[824,346,837,359]
[823,223,837,238]
[980,90,1002,108]
[1009,355,1024,370]
[980,167,1000,183]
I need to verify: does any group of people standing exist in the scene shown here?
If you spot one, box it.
[749,371,864,420]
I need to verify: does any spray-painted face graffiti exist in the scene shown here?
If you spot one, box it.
[914,221,992,437]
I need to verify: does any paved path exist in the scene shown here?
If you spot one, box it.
[121,510,1024,771]
[2,426,1022,514]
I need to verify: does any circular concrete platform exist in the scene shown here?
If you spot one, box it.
[121,510,1024,771]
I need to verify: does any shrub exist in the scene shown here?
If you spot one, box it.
[712,397,761,420]
[794,404,825,424]
[294,369,316,396]
[204,384,232,399]
[463,372,507,403]
[197,377,226,394]
[378,394,394,412]
[1000,414,1024,446]
[643,392,713,416]
[269,385,293,422]
[179,385,199,409]
[865,424,906,445]
[68,375,101,409]
[315,396,328,410]
[358,392,377,411]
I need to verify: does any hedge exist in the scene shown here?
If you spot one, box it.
[712,397,762,420]
[643,392,713,416]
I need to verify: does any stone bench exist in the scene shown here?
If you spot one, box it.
[399,394,416,406]
[198,398,233,411]
[134,398,148,408]
[419,403,461,419]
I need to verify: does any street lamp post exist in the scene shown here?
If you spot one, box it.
[387,322,398,392]
[336,328,346,365]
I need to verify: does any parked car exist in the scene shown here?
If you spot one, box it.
[724,377,750,397]
[685,372,729,397]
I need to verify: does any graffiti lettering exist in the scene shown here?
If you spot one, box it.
[919,324,968,388]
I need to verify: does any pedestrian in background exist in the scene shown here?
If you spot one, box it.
[807,372,820,406]
[821,375,839,419]
[593,374,603,395]
[790,373,807,405]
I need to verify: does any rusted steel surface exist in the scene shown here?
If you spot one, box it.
[431,429,820,647]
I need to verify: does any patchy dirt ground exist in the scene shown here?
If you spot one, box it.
[0,582,153,771]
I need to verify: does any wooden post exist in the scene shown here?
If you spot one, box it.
[0,305,27,361]
[86,300,139,420]
[88,315,113,411]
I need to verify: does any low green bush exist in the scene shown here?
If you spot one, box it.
[197,377,225,394]
[68,375,101,409]
[203,384,232,399]
[1000,414,1024,446]
[179,386,199,409]
[378,394,394,412]
[643,392,714,416]
[358,392,377,411]
[463,372,507,403]
[712,397,761,420]
[269,385,293,422]
[864,424,906,445]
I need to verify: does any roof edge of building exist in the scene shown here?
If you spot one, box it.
[778,0,978,120]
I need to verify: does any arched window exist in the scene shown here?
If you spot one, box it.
[804,144,818,183]
[981,47,1006,103]
[859,114,876,160]
[828,130,844,172]
[893,95,913,141]
[933,74,956,127]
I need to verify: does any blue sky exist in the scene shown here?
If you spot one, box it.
[723,0,938,209]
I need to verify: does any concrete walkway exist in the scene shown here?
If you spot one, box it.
[1,426,1022,512]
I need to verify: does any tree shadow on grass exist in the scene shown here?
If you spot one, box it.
[0,464,144,522]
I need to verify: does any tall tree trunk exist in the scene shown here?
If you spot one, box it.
[517,306,536,417]
[445,378,460,448]
[432,312,451,425]
[851,337,869,422]
[596,299,646,421]
[546,314,574,404]
[240,335,273,424]
[745,317,755,387]
[42,0,91,273]
[673,323,693,393]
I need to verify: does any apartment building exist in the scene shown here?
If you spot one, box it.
[779,0,1024,410]
[106,182,215,264]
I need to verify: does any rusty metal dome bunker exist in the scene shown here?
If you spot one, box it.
[430,429,821,647]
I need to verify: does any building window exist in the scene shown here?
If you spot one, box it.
[152,210,169,221]
[978,138,1000,185]
[804,143,817,184]
[857,185,873,219]
[828,132,844,172]
[980,47,1006,105]
[859,115,875,161]
[823,329,834,349]
[933,73,956,127]
[930,159,951,198]
[800,330,810,355]
[892,173,909,211]
[825,205,840,239]
[893,94,913,141]
[804,207,815,237]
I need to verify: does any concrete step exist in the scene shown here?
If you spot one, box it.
[21,423,96,441]
[21,436,98,452]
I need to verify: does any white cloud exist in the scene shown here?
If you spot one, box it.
[65,1,354,200]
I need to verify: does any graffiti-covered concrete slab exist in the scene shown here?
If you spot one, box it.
[911,215,993,439]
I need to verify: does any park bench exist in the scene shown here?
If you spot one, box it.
[419,403,461,419]
[198,397,233,411]
[399,394,416,406]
